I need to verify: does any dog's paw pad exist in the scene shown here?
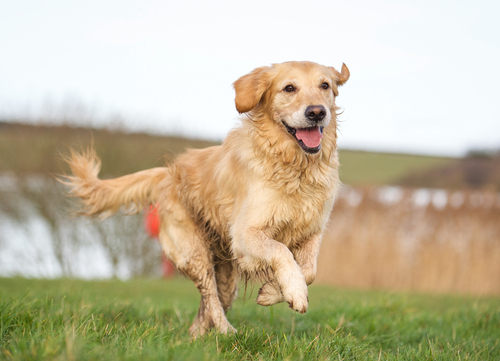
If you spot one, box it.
[256,282,284,306]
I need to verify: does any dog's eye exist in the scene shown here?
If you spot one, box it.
[321,82,330,90]
[284,85,295,92]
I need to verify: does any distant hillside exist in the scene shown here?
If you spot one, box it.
[338,150,457,187]
[0,121,217,177]
[0,121,462,187]
[398,153,500,191]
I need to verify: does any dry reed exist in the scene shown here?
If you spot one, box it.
[317,186,500,295]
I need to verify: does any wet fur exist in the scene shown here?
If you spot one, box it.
[62,61,349,337]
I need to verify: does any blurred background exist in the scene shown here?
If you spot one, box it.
[0,0,499,295]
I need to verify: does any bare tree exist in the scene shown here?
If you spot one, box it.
[0,174,161,278]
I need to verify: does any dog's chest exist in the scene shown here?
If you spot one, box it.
[259,183,335,247]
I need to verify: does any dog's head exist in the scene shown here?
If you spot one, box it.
[233,61,349,155]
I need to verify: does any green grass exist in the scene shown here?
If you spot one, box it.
[1,278,499,360]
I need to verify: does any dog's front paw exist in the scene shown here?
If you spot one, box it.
[281,279,308,314]
[256,282,285,306]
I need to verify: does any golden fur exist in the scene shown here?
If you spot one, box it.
[63,61,349,337]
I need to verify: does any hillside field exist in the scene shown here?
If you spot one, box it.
[0,121,457,186]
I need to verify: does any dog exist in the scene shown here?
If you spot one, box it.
[63,61,349,337]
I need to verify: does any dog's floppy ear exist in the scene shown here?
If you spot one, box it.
[233,66,273,114]
[330,63,350,86]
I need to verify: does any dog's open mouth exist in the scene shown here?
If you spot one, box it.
[282,122,324,154]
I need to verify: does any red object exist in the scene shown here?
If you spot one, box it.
[145,205,160,237]
[161,253,176,277]
[145,205,175,277]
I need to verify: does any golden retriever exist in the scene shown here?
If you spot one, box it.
[63,61,349,337]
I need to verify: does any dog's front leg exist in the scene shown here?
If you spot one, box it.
[233,227,308,313]
[292,233,322,286]
[256,233,322,307]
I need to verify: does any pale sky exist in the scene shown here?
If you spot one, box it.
[1,0,499,156]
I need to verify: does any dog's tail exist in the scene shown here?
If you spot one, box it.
[61,149,169,218]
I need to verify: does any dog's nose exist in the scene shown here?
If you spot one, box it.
[305,105,326,122]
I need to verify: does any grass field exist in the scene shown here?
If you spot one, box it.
[1,278,499,360]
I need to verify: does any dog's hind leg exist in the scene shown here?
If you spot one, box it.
[158,208,235,338]
[184,263,235,338]
[214,260,239,312]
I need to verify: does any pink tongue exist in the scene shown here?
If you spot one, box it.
[295,127,323,148]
